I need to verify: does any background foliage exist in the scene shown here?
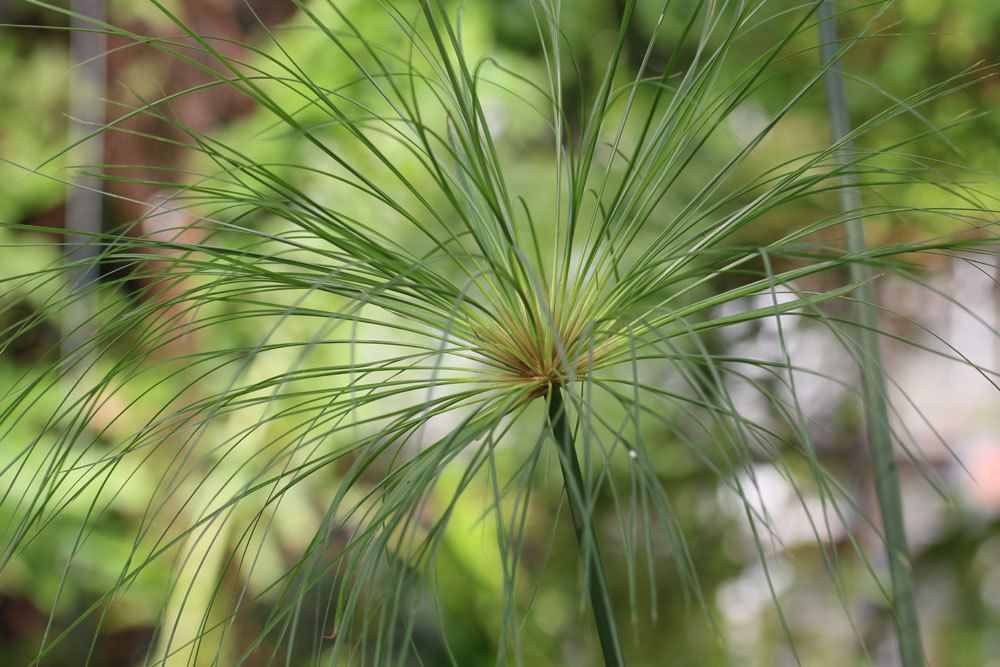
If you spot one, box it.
[0,1,998,665]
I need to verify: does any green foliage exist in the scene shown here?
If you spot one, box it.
[0,1,997,665]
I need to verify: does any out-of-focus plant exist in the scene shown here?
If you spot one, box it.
[1,1,997,665]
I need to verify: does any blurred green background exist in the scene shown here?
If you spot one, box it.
[0,1,998,665]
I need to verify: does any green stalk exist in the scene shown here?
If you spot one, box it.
[547,388,626,667]
[817,3,923,665]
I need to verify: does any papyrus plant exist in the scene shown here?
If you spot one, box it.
[1,0,997,665]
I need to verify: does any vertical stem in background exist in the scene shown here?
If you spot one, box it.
[548,388,626,667]
[65,0,106,357]
[817,3,923,665]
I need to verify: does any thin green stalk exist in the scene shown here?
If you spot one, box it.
[547,388,626,667]
[817,3,923,665]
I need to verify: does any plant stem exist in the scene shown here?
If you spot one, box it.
[817,4,923,665]
[64,0,106,360]
[548,388,626,667]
